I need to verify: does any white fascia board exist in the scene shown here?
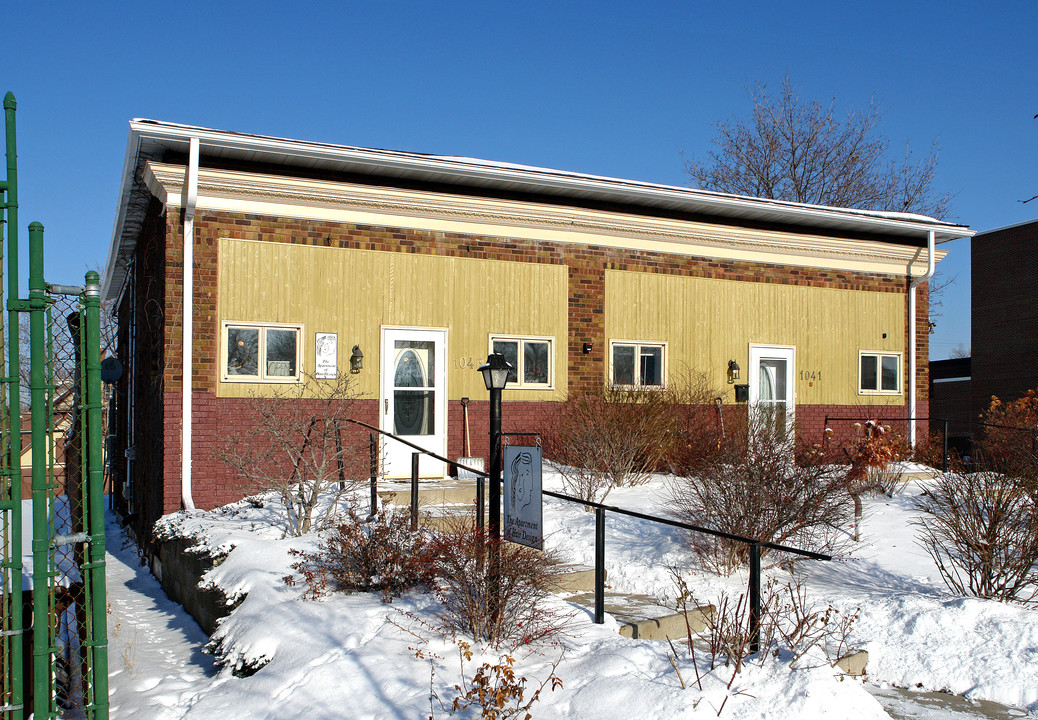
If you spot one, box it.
[124,120,974,241]
[101,125,144,301]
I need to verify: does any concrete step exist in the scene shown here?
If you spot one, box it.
[549,565,598,593]
[379,480,482,507]
[568,592,715,641]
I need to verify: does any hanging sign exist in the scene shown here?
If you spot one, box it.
[503,445,543,550]
[315,333,337,379]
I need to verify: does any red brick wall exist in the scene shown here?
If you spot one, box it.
[146,208,925,516]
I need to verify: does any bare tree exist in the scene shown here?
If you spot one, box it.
[684,75,952,219]
[217,372,368,536]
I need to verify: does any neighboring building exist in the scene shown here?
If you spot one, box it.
[928,356,972,455]
[972,220,1038,416]
[101,121,972,534]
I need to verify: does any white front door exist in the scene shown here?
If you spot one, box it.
[381,327,447,478]
[748,345,795,437]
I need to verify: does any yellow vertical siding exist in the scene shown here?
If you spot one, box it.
[606,270,905,406]
[217,238,567,400]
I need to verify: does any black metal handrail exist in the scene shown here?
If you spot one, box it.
[346,417,830,652]
[824,414,1038,472]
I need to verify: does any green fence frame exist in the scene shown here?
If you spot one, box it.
[2,92,108,720]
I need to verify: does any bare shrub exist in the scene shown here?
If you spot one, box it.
[915,471,1038,603]
[842,420,904,540]
[427,641,563,720]
[542,389,673,504]
[285,505,434,602]
[216,372,368,536]
[668,422,851,574]
[673,571,860,674]
[662,367,732,476]
[975,390,1038,489]
[428,520,568,649]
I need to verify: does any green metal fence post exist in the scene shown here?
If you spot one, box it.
[28,222,50,716]
[2,90,25,720]
[83,271,109,719]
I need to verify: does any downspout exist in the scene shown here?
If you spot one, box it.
[908,229,936,447]
[181,137,199,510]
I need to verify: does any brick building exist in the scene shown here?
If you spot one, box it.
[928,356,972,454]
[101,121,973,534]
[971,220,1038,418]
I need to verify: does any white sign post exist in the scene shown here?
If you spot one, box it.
[503,445,543,550]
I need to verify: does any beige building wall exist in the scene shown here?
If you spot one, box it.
[216,238,568,401]
[605,270,906,407]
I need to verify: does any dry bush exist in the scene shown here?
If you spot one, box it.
[673,571,860,674]
[428,520,568,649]
[429,641,563,720]
[216,372,368,536]
[662,367,732,476]
[542,389,673,504]
[286,505,434,601]
[667,422,851,574]
[841,420,905,540]
[915,471,1038,603]
[975,390,1038,488]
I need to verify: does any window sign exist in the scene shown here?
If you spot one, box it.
[315,332,338,379]
[503,445,543,550]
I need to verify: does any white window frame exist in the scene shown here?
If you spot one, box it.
[609,340,667,390]
[858,351,902,395]
[222,321,304,383]
[489,335,554,390]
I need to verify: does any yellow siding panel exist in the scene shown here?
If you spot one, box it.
[217,238,567,400]
[606,270,905,406]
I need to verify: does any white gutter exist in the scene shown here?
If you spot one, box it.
[908,229,936,447]
[181,137,199,510]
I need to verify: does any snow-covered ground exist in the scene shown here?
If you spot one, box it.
[104,467,1038,719]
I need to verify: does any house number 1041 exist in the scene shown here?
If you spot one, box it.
[799,370,822,381]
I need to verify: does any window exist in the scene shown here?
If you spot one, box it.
[223,322,302,382]
[490,336,553,389]
[859,352,901,394]
[610,341,666,388]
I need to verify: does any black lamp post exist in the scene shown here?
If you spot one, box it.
[478,352,511,540]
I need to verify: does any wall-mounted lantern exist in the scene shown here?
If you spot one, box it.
[350,345,364,374]
[727,359,741,383]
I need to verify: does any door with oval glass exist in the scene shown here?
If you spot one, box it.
[381,327,447,478]
[748,345,795,438]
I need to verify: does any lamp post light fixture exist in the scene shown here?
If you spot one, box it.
[478,352,512,540]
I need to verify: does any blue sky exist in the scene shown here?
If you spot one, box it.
[3,1,1035,359]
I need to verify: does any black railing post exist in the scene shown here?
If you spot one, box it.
[410,452,420,530]
[369,433,378,517]
[334,420,345,490]
[594,506,606,625]
[748,542,761,654]
[476,475,485,532]
[943,419,950,473]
